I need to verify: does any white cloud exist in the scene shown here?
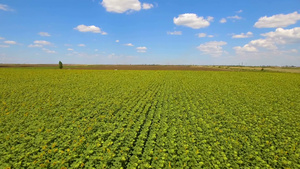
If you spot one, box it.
[0,37,4,40]
[254,12,300,28]
[197,41,227,57]
[136,46,147,50]
[222,15,242,24]
[124,43,134,47]
[236,10,243,13]
[29,40,51,48]
[136,46,147,52]
[234,45,258,53]
[101,0,141,13]
[0,45,10,48]
[173,13,213,29]
[227,15,242,20]
[38,32,51,37]
[290,49,298,53]
[67,48,74,51]
[0,4,13,11]
[261,27,300,44]
[74,25,106,34]
[207,16,214,22]
[167,31,182,35]
[116,40,119,43]
[34,40,51,45]
[233,28,300,54]
[28,44,43,48]
[232,32,253,38]
[4,41,16,45]
[198,33,206,37]
[197,33,213,38]
[235,27,300,54]
[42,48,56,54]
[78,44,86,47]
[220,18,227,23]
[249,39,277,50]
[142,3,153,10]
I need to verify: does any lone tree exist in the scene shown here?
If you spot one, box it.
[59,61,63,69]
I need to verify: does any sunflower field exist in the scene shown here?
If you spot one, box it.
[0,68,299,168]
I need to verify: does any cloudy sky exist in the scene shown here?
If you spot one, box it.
[1,0,300,66]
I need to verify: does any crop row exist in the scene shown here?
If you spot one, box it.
[0,69,299,168]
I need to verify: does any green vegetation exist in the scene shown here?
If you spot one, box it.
[0,68,299,168]
[59,61,63,69]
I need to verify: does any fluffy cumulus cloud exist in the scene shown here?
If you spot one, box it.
[102,0,140,13]
[234,39,275,53]
[197,33,213,38]
[197,41,227,57]
[233,45,257,53]
[34,40,51,45]
[142,3,153,10]
[174,13,213,29]
[232,32,253,38]
[38,32,51,37]
[136,46,147,53]
[167,31,182,35]
[67,48,74,51]
[261,27,300,44]
[78,44,86,47]
[234,27,300,54]
[0,4,13,11]
[219,18,227,23]
[124,43,134,47]
[74,25,107,35]
[4,41,17,45]
[101,0,153,13]
[254,12,300,28]
[116,40,120,43]
[28,40,51,48]
[249,39,277,50]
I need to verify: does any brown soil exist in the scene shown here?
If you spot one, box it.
[0,64,227,71]
[0,64,57,68]
[72,65,227,71]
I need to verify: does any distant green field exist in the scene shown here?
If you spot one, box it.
[0,68,299,168]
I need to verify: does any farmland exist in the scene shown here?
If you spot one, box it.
[0,68,299,168]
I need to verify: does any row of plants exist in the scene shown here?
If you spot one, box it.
[0,69,299,168]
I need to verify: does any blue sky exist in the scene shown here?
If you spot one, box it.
[1,0,300,66]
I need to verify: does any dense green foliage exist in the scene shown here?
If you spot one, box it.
[0,69,299,168]
[59,61,63,69]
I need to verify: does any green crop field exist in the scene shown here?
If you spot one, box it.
[0,68,299,168]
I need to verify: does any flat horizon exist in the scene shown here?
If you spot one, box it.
[1,0,300,66]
